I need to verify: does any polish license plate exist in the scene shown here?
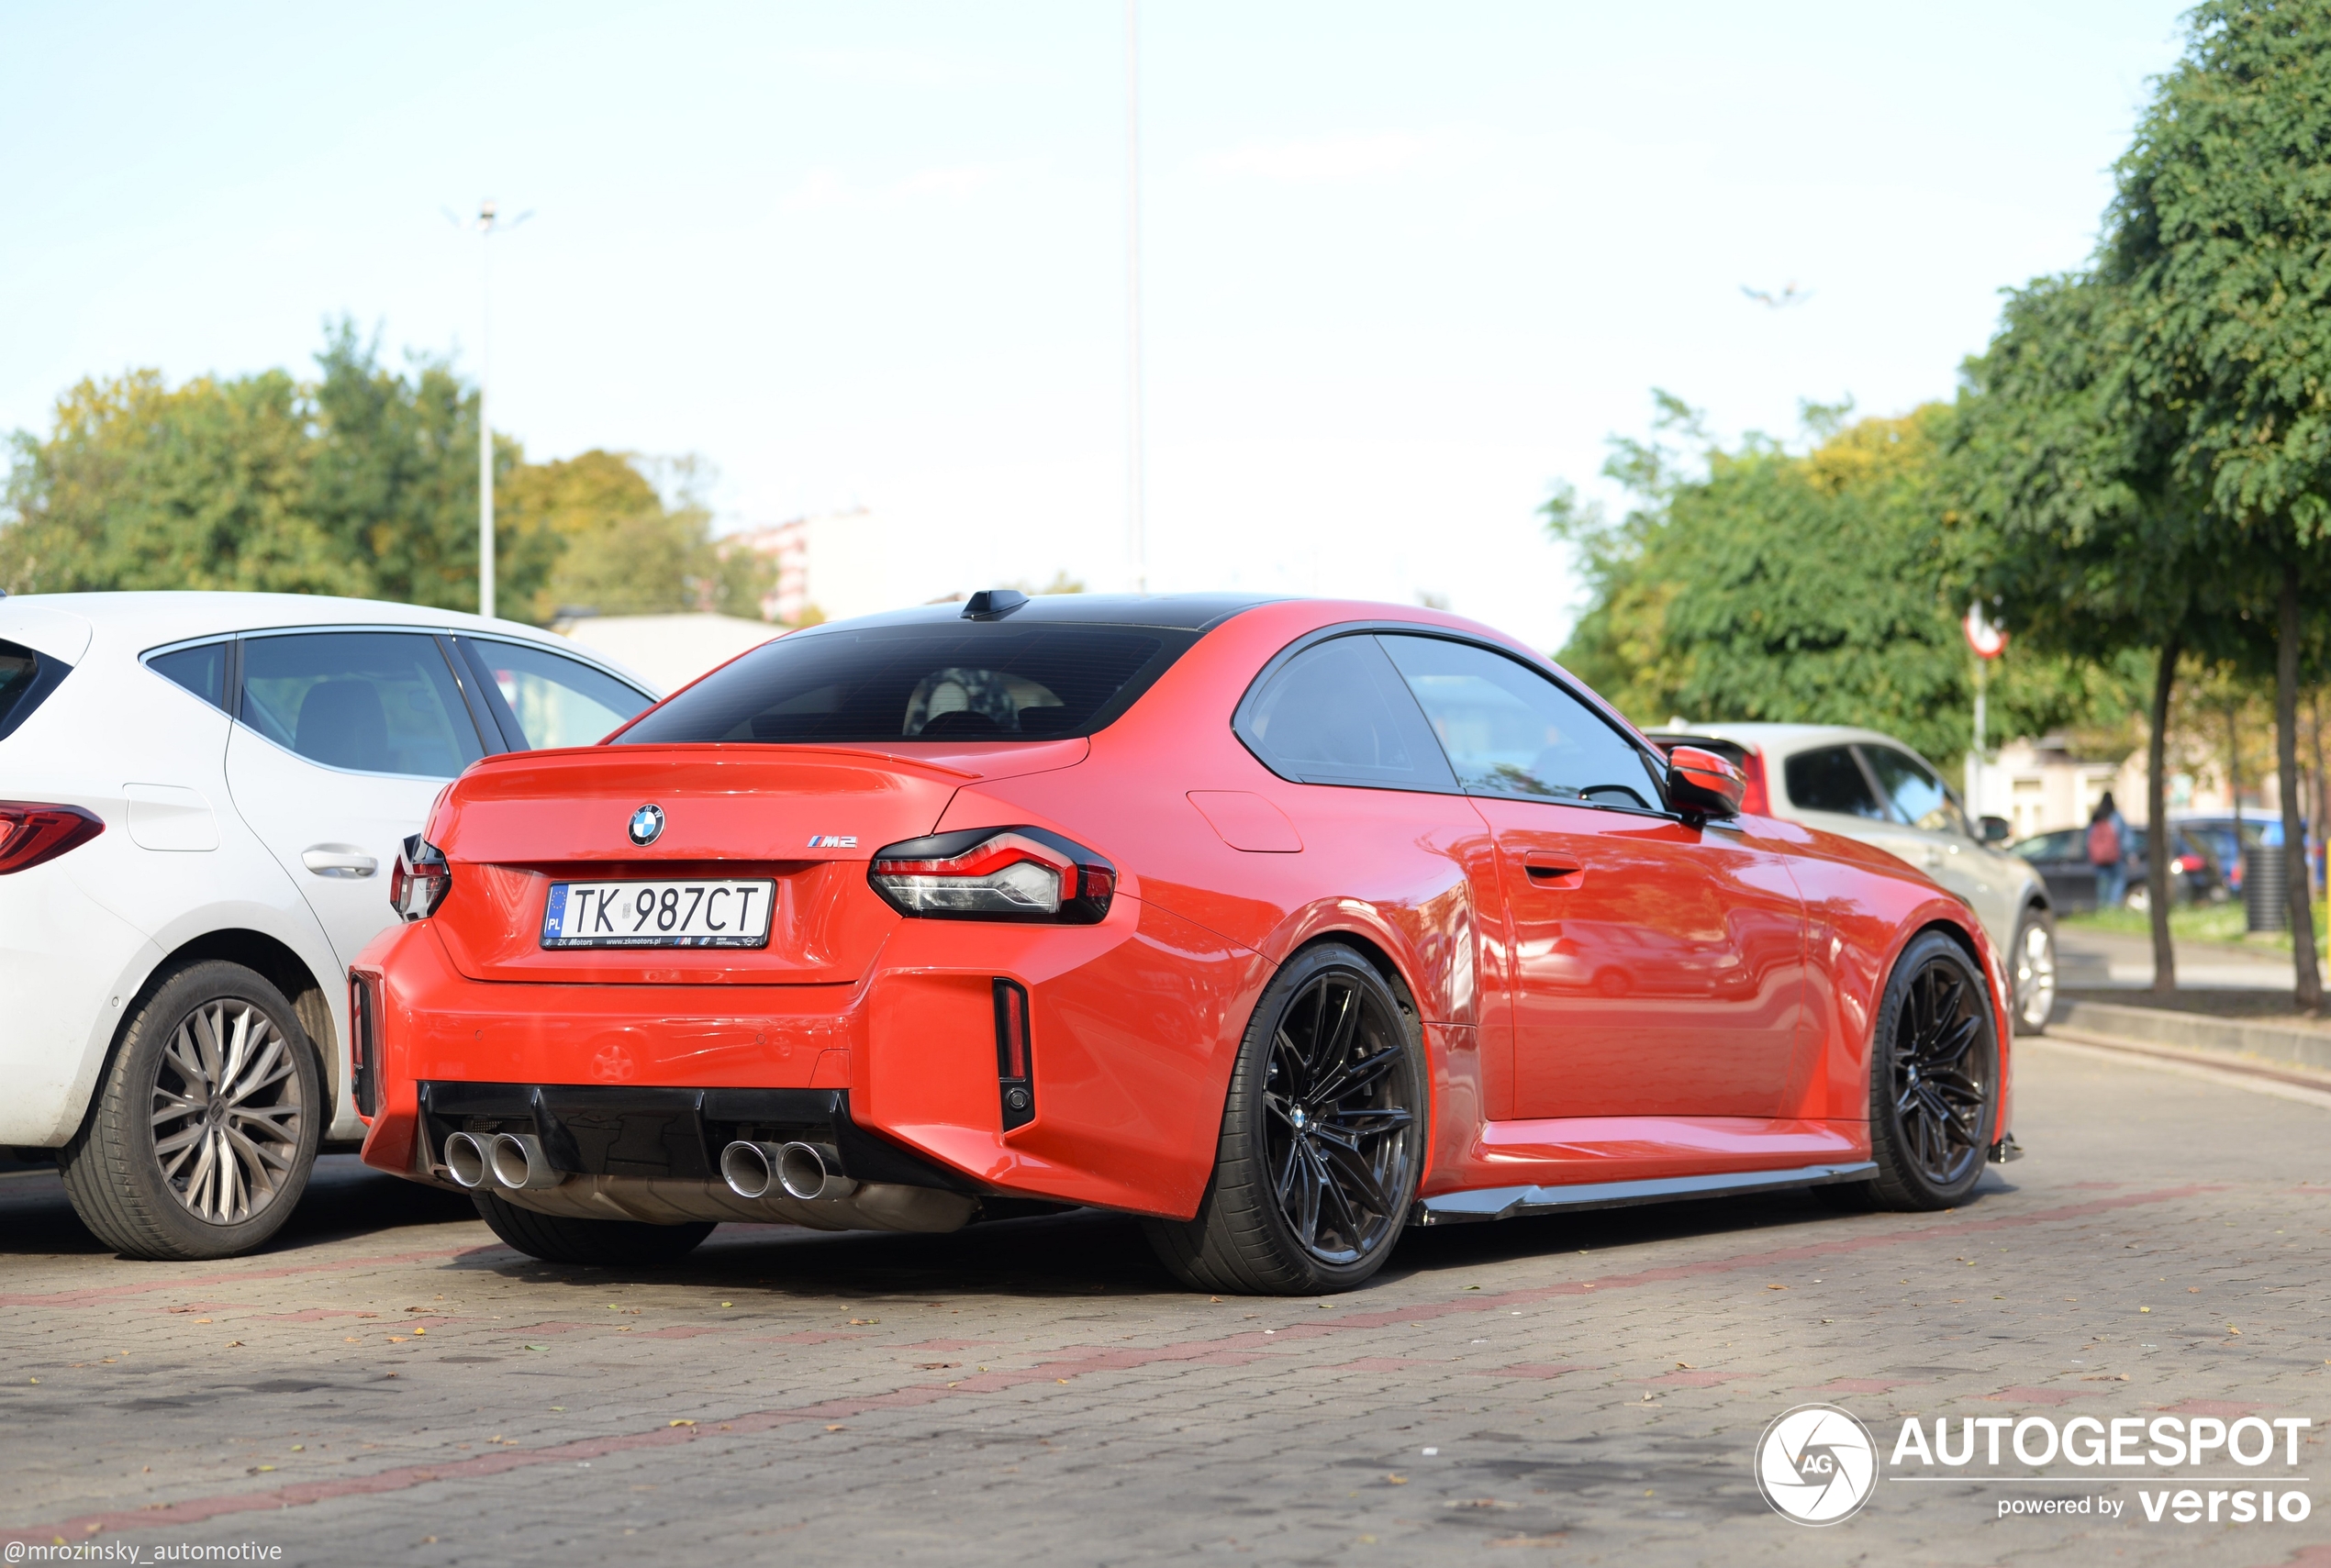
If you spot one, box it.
[540,880,775,949]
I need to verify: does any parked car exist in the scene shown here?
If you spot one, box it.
[2006,823,2227,912]
[0,592,659,1259]
[2173,813,2303,897]
[1645,726,2054,1037]
[353,595,2015,1296]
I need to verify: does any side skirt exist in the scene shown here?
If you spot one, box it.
[1409,1161,1879,1227]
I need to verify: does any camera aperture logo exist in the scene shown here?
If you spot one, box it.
[1756,1403,1879,1525]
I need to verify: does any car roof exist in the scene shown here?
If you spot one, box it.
[6,590,544,644]
[1645,721,1932,757]
[0,591,657,692]
[791,592,1286,636]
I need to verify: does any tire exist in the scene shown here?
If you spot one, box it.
[472,1190,714,1266]
[1143,942,1426,1296]
[60,961,323,1261]
[1838,931,2001,1212]
[2010,904,2056,1037]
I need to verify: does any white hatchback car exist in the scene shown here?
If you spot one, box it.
[0,592,659,1259]
[1648,723,2057,1036]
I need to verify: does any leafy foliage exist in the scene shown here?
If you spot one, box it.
[0,321,759,626]
[1551,395,2129,766]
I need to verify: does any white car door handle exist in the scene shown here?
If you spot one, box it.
[302,846,378,878]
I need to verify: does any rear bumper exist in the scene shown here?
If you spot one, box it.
[356,897,1272,1221]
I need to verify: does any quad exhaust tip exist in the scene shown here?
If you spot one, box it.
[487,1132,566,1191]
[442,1129,488,1189]
[721,1139,856,1202]
[443,1129,565,1191]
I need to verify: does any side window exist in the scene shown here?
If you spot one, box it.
[1235,635,1456,791]
[147,641,229,711]
[0,638,72,741]
[239,632,485,778]
[1379,634,1660,808]
[458,638,653,751]
[1784,747,1885,818]
[1859,746,1968,835]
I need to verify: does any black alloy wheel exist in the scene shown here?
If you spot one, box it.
[1145,943,1425,1295]
[1851,931,1999,1210]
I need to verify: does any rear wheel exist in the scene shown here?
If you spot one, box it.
[2011,905,2056,1036]
[472,1190,715,1266]
[1842,931,2000,1211]
[61,961,322,1261]
[1143,943,1425,1296]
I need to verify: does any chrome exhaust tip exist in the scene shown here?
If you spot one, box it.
[487,1132,565,1191]
[775,1140,856,1202]
[719,1140,783,1201]
[443,1130,489,1189]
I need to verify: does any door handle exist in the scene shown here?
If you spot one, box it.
[1522,857,1584,891]
[302,845,378,879]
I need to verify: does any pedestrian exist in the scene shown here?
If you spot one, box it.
[2088,791,2130,909]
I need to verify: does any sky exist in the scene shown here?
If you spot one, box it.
[1,1,2195,651]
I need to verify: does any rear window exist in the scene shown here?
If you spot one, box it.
[1785,746,1884,818]
[0,638,72,742]
[615,623,1189,745]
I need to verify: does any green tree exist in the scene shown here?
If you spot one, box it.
[502,450,761,621]
[1550,394,2122,768]
[308,319,529,616]
[0,369,347,595]
[1951,272,2217,987]
[2098,0,2331,1006]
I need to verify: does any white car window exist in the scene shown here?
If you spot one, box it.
[1860,745,1969,835]
[459,638,652,750]
[240,632,485,779]
[1784,746,1886,818]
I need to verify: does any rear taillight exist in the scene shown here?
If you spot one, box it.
[0,802,103,874]
[2176,853,2204,874]
[390,835,451,921]
[349,971,381,1118]
[868,828,1116,923]
[994,978,1034,1129]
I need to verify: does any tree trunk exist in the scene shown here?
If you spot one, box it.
[2147,634,2180,993]
[2278,564,2323,1012]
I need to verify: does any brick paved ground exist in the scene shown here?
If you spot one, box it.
[2,1040,2326,1567]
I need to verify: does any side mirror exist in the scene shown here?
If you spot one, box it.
[1667,746,1745,820]
[1979,815,2011,846]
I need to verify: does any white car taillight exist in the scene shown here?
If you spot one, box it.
[868,828,1116,924]
[0,802,104,874]
[390,835,451,921]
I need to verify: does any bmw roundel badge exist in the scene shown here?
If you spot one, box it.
[628,804,665,846]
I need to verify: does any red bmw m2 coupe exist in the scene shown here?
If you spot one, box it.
[351,593,2013,1295]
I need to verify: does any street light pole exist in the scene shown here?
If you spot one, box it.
[1124,0,1146,594]
[452,197,529,619]
[478,199,496,620]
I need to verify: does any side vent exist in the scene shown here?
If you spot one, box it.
[993,977,1034,1130]
[349,971,381,1118]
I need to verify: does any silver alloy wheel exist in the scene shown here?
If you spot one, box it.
[150,999,305,1225]
[2015,916,2057,1030]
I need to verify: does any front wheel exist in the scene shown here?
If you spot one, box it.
[2010,905,2055,1036]
[1844,931,2000,1211]
[1143,943,1426,1296]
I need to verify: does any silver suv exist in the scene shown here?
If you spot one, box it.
[1649,724,2055,1035]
